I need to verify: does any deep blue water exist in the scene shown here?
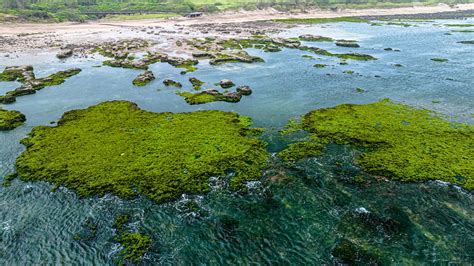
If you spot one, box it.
[1,19,473,264]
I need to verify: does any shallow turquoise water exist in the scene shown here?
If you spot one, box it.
[1,19,473,264]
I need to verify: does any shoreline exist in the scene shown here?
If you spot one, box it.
[1,4,474,33]
[0,3,473,55]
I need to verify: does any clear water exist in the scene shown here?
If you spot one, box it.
[1,19,473,264]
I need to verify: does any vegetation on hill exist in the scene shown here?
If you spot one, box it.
[0,0,472,22]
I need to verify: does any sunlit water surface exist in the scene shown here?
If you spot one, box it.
[1,19,473,264]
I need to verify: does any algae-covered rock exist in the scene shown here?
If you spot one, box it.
[0,66,81,104]
[298,34,334,42]
[0,94,16,104]
[178,90,243,105]
[299,46,376,61]
[132,70,155,86]
[279,99,474,190]
[163,79,182,88]
[0,65,34,82]
[0,108,26,130]
[15,101,268,202]
[431,58,449,62]
[335,41,360,48]
[189,77,205,90]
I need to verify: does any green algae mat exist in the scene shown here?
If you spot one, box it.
[14,101,268,202]
[280,99,474,190]
[0,108,26,130]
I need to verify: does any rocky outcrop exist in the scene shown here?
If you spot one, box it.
[56,49,73,59]
[298,34,333,42]
[132,71,155,86]
[236,85,252,95]
[220,79,235,88]
[335,41,360,48]
[189,77,205,90]
[103,59,148,70]
[0,66,81,104]
[163,79,182,88]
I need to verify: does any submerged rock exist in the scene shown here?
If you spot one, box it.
[332,239,380,264]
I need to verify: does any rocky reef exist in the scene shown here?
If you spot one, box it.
[182,36,376,63]
[0,108,26,130]
[103,51,199,74]
[0,66,81,104]
[14,101,268,203]
[279,99,473,190]
[93,39,152,59]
